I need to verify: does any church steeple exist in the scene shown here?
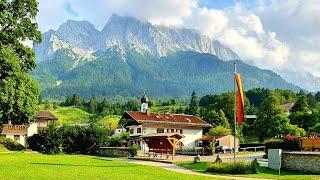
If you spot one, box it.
[141,90,149,113]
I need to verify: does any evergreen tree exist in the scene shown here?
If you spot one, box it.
[218,109,230,128]
[44,100,50,110]
[306,93,317,108]
[298,89,306,96]
[53,101,58,110]
[189,90,199,115]
[315,91,320,102]
[291,95,309,113]
[0,0,41,125]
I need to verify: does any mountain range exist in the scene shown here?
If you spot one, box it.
[32,14,302,99]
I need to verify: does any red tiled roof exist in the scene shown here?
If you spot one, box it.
[123,111,212,127]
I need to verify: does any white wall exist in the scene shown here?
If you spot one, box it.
[27,123,38,137]
[4,134,26,146]
[128,125,203,149]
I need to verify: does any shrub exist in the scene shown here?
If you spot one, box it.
[27,124,62,154]
[206,160,259,174]
[264,137,300,154]
[128,143,139,157]
[0,137,25,151]
[27,124,113,155]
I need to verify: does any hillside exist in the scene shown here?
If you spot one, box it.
[32,49,300,99]
[52,107,95,125]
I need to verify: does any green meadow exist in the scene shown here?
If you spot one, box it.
[178,162,319,180]
[0,153,217,180]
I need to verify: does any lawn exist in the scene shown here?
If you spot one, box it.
[177,162,319,180]
[52,107,95,125]
[0,153,218,180]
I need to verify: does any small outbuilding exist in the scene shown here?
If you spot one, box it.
[34,110,58,131]
[141,133,184,160]
[197,135,240,152]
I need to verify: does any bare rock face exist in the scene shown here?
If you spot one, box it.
[33,14,240,64]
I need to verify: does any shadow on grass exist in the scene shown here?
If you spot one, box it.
[30,162,137,168]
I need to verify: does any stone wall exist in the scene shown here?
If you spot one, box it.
[281,151,320,174]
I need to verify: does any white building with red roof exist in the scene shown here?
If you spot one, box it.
[121,93,212,150]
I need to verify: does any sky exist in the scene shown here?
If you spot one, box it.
[36,0,320,78]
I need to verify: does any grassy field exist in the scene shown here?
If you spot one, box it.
[178,162,319,180]
[0,145,8,152]
[0,153,218,180]
[94,115,121,129]
[52,107,95,125]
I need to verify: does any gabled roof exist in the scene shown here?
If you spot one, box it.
[34,110,58,121]
[122,111,212,128]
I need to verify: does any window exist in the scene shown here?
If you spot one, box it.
[130,129,134,134]
[157,128,164,133]
[14,135,20,141]
[137,128,141,133]
[180,129,183,134]
[167,129,170,133]
[171,129,175,133]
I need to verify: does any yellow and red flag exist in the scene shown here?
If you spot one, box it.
[235,73,245,124]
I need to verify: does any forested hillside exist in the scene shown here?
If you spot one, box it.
[32,49,300,99]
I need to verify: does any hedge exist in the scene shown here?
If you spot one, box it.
[206,159,259,174]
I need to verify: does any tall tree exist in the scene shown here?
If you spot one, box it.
[306,93,317,108]
[254,96,299,141]
[0,0,41,125]
[291,95,309,113]
[315,91,320,102]
[189,90,199,115]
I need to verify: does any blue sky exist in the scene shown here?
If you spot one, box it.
[36,0,320,78]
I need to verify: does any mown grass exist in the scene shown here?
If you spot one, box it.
[0,153,218,180]
[94,115,121,129]
[177,162,319,180]
[52,107,95,125]
[0,145,9,152]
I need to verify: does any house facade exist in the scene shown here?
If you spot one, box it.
[121,93,211,150]
[0,110,58,146]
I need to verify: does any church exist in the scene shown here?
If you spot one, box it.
[120,92,212,150]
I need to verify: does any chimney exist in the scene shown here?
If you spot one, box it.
[8,120,12,125]
[146,109,151,116]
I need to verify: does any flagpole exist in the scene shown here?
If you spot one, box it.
[233,62,237,163]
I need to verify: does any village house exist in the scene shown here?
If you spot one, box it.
[121,93,212,150]
[0,110,58,146]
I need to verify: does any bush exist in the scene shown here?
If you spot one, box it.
[99,147,130,157]
[128,144,139,157]
[206,160,259,174]
[264,137,300,154]
[27,124,113,155]
[27,124,62,154]
[0,137,25,151]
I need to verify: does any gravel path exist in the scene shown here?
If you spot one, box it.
[99,157,272,180]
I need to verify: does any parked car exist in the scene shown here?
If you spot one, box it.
[215,146,232,153]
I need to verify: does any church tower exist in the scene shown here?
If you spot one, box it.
[140,91,149,113]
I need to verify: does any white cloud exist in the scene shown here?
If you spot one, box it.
[36,0,320,78]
